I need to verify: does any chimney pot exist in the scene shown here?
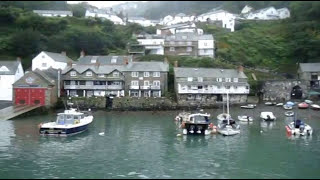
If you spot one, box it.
[17,57,21,61]
[238,65,244,72]
[61,51,66,56]
[80,50,85,58]
[174,61,178,67]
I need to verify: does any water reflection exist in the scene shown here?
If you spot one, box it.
[260,121,276,131]
[179,135,210,147]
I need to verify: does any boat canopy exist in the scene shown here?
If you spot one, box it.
[188,114,210,123]
[56,113,84,125]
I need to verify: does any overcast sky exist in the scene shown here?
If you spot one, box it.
[67,1,144,8]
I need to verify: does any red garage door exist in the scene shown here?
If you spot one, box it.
[15,88,46,106]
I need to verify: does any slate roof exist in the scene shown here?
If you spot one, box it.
[174,67,248,79]
[299,63,320,72]
[0,60,21,75]
[125,62,169,72]
[76,56,133,65]
[160,22,194,30]
[43,51,74,63]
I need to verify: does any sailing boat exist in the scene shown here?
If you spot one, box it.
[217,93,240,136]
[217,94,231,121]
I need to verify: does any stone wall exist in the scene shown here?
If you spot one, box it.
[261,80,308,101]
[58,97,106,110]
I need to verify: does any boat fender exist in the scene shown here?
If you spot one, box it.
[74,120,80,124]
[38,123,43,129]
[181,122,185,128]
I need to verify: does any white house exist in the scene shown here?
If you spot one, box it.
[156,22,203,35]
[33,10,73,17]
[32,51,73,71]
[128,17,156,27]
[163,13,195,25]
[246,7,279,20]
[197,10,236,32]
[136,34,165,55]
[161,15,174,25]
[241,5,254,14]
[198,35,215,58]
[0,59,24,101]
[85,9,124,25]
[277,8,290,19]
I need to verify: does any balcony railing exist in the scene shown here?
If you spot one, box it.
[129,85,161,90]
[64,85,123,90]
[178,88,249,94]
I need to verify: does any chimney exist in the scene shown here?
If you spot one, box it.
[174,61,178,67]
[238,65,244,73]
[80,50,85,58]
[164,57,169,64]
[124,56,129,65]
[17,57,21,62]
[67,60,73,67]
[61,51,66,56]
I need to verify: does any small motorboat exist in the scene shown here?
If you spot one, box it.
[175,110,211,135]
[283,104,293,110]
[305,99,313,104]
[286,101,295,106]
[298,102,309,109]
[39,108,94,136]
[310,104,320,110]
[276,103,284,106]
[284,111,294,117]
[240,104,256,109]
[237,115,253,122]
[285,119,312,136]
[265,102,275,106]
[260,112,276,121]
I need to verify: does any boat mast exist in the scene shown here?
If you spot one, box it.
[227,92,230,125]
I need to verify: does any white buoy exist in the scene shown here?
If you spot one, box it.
[99,132,105,136]
[260,130,263,133]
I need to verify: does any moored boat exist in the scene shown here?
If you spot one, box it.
[240,104,256,109]
[39,108,93,136]
[283,104,293,110]
[298,102,309,109]
[175,110,212,135]
[305,99,313,104]
[310,104,320,110]
[237,115,253,122]
[285,119,312,136]
[276,103,284,106]
[284,111,294,117]
[260,112,276,121]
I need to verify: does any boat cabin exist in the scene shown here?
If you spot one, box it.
[187,113,210,124]
[56,112,84,125]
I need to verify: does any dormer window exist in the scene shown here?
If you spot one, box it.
[113,71,119,77]
[111,56,118,64]
[86,71,92,76]
[70,71,77,77]
[182,36,187,40]
[216,78,222,82]
[91,59,96,63]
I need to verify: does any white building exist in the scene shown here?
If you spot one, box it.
[85,9,124,25]
[128,17,156,27]
[32,51,74,71]
[198,35,215,58]
[246,7,279,20]
[241,5,254,14]
[136,34,165,55]
[277,8,290,19]
[197,10,236,32]
[162,13,195,25]
[156,22,203,35]
[0,59,24,101]
[161,15,174,25]
[33,10,73,17]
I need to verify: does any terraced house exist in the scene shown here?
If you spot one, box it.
[62,55,132,97]
[62,55,169,98]
[173,66,249,105]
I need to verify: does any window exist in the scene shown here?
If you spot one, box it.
[153,81,160,86]
[153,72,160,77]
[198,85,203,89]
[225,78,231,82]
[170,41,175,45]
[111,57,117,63]
[187,41,192,45]
[204,42,208,46]
[191,85,197,89]
[131,81,139,86]
[226,86,230,89]
[144,81,149,86]
[113,71,119,77]
[188,77,193,82]
[80,81,86,85]
[170,47,175,51]
[216,78,222,82]
[65,81,70,85]
[42,55,45,58]
[198,77,203,82]
[187,47,192,52]
[98,74,105,78]
[86,71,92,76]
[132,72,139,77]
[144,72,149,77]
[182,36,187,39]
[246,86,249,89]
[70,71,77,77]
[42,63,47,67]
[233,78,238,82]
[234,86,238,89]
[91,59,96,63]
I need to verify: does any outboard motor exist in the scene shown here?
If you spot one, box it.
[299,124,305,133]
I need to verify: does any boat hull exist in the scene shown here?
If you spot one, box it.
[39,124,90,136]
[285,123,312,136]
[183,123,209,135]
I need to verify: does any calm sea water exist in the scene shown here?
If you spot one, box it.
[0,104,320,179]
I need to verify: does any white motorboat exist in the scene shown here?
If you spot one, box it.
[276,103,284,106]
[311,104,320,110]
[175,110,212,135]
[240,104,256,109]
[283,104,293,110]
[260,112,276,121]
[39,108,93,136]
[217,93,240,136]
[284,111,294,117]
[265,102,276,106]
[305,99,313,104]
[285,119,312,136]
[237,115,253,122]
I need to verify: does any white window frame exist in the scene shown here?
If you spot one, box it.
[153,80,160,86]
[98,74,105,78]
[187,47,192,52]
[225,78,231,82]
[42,63,47,67]
[113,71,119,77]
[131,81,139,86]
[132,72,139,77]
[144,72,150,77]
[70,71,77,77]
[216,78,222,82]
[153,72,160,77]
[111,58,117,64]
[91,59,96,63]
[233,78,238,82]
[170,47,175,51]
[144,81,149,86]
[86,71,92,77]
[188,77,193,82]
[198,77,203,82]
[204,42,208,46]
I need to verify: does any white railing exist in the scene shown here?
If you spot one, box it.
[130,85,139,89]
[178,88,249,94]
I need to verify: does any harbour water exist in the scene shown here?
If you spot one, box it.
[0,104,320,179]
